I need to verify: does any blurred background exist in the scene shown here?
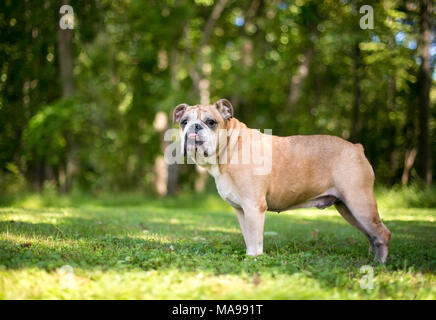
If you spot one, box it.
[0,0,434,198]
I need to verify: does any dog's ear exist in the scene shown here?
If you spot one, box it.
[214,99,233,120]
[173,103,188,123]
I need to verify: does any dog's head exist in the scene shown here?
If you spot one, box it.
[172,99,233,161]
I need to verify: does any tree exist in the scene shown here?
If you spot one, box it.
[0,0,434,193]
[57,0,75,192]
[416,0,432,186]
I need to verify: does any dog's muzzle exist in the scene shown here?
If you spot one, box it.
[184,123,206,156]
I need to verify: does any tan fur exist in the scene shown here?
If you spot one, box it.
[174,103,391,263]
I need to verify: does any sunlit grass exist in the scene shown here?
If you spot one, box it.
[0,190,435,299]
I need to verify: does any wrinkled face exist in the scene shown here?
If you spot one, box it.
[173,99,233,162]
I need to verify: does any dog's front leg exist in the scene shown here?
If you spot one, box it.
[234,208,248,247]
[242,204,266,256]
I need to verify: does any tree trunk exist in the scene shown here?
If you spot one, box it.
[242,0,262,68]
[416,0,432,186]
[350,43,362,143]
[401,91,418,185]
[57,0,74,98]
[287,46,314,114]
[153,112,169,196]
[185,0,229,192]
[231,0,263,119]
[166,46,180,196]
[167,163,178,196]
[402,148,417,185]
[387,76,399,184]
[57,0,75,192]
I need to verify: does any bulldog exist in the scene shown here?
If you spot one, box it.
[172,99,391,263]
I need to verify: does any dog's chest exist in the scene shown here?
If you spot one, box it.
[209,167,242,208]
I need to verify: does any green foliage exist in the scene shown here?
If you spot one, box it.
[376,184,436,209]
[0,163,26,193]
[0,0,434,192]
[23,99,81,165]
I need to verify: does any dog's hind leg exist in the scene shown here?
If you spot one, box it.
[339,191,391,263]
[334,147,391,263]
[335,201,375,254]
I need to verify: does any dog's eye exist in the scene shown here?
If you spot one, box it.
[206,119,217,127]
[181,119,188,127]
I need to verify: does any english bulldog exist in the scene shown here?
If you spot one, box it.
[172,99,391,263]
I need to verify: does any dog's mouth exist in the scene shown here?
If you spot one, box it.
[186,133,205,145]
[184,133,206,154]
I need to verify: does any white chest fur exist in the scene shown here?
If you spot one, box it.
[208,165,242,209]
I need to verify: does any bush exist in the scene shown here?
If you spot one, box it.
[375,184,436,209]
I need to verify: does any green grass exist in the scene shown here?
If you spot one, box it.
[0,190,435,299]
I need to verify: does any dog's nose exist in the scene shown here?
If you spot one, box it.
[193,123,202,133]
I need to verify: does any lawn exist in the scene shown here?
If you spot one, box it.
[0,189,435,299]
